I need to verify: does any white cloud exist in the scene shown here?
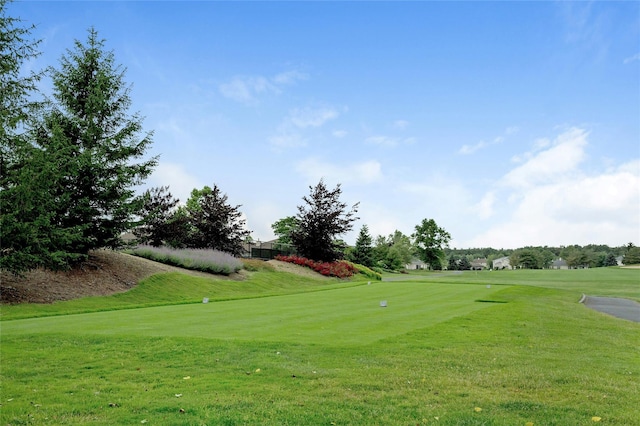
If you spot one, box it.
[289,107,339,128]
[459,126,518,155]
[333,130,348,138]
[366,136,397,147]
[393,119,409,130]
[268,132,307,149]
[623,53,640,64]
[156,117,190,142]
[295,158,383,185]
[219,69,307,104]
[146,162,202,205]
[502,127,588,188]
[475,192,496,219]
[365,135,416,147]
[244,201,284,242]
[272,70,308,85]
[463,129,640,248]
[269,106,340,148]
[219,76,277,104]
[459,140,489,155]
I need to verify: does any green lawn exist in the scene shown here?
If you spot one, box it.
[1,267,639,425]
[1,281,504,345]
[389,267,640,300]
[0,271,362,321]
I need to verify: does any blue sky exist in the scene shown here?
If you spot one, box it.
[11,1,640,248]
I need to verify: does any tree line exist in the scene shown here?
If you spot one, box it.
[139,178,452,271]
[273,214,452,271]
[2,4,636,276]
[1,3,451,275]
[2,6,156,274]
[444,244,639,270]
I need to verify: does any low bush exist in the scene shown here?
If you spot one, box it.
[129,246,243,275]
[344,260,382,281]
[241,258,275,272]
[275,255,357,278]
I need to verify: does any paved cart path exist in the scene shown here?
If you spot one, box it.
[582,296,640,323]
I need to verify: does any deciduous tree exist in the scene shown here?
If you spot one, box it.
[271,216,299,246]
[412,218,451,270]
[623,245,640,265]
[510,248,542,269]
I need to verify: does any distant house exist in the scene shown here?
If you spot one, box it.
[551,258,569,270]
[492,256,511,270]
[406,258,428,270]
[470,258,488,270]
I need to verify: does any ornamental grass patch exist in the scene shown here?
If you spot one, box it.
[129,246,243,275]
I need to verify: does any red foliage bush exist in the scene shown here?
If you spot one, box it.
[275,255,357,278]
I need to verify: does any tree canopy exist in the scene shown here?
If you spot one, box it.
[1,25,156,274]
[41,28,156,255]
[623,245,640,265]
[271,216,299,246]
[348,224,374,267]
[290,179,359,262]
[185,185,250,256]
[371,230,414,271]
[0,0,48,273]
[412,218,451,270]
[134,186,180,247]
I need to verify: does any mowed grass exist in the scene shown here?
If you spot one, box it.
[0,271,362,321]
[393,267,640,300]
[1,282,503,345]
[1,268,639,425]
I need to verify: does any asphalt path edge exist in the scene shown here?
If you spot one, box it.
[580,294,640,323]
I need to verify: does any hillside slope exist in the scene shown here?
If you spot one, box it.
[0,250,244,304]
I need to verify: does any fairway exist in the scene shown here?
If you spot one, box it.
[2,269,639,425]
[1,282,506,346]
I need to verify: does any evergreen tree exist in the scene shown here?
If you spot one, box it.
[349,225,374,267]
[8,28,157,271]
[458,256,472,270]
[603,252,618,267]
[134,186,180,247]
[0,1,56,273]
[185,184,250,256]
[291,179,359,262]
[447,255,459,271]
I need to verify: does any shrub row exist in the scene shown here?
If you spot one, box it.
[129,246,243,275]
[344,261,383,281]
[275,255,358,279]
